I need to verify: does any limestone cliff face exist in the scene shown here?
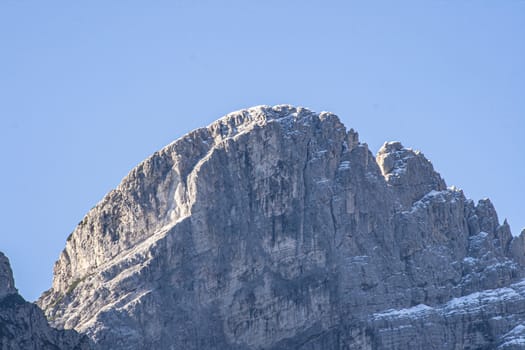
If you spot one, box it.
[0,252,91,350]
[37,105,525,349]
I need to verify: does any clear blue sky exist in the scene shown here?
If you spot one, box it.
[1,1,523,301]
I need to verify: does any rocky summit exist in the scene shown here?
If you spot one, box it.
[5,105,522,349]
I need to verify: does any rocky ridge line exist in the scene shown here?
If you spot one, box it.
[36,105,525,349]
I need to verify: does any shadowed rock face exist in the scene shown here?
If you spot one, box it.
[35,105,525,349]
[0,253,17,300]
[0,252,91,350]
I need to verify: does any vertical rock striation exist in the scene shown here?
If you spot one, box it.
[36,105,525,349]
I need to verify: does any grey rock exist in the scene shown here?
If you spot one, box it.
[376,141,446,209]
[0,251,91,350]
[36,105,525,349]
[368,279,525,349]
[0,252,16,299]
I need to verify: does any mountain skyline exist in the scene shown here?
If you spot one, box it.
[34,105,525,349]
[1,1,524,302]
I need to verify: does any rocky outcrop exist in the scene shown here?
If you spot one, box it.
[37,105,525,349]
[376,141,447,209]
[0,253,16,300]
[0,252,91,350]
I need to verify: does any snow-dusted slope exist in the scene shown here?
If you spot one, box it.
[370,279,525,349]
[37,106,525,349]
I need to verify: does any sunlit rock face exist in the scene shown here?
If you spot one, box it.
[37,106,525,349]
[0,252,91,350]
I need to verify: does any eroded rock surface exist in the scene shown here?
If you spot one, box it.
[37,106,525,349]
[0,252,91,350]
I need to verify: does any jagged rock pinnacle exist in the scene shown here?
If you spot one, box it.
[376,141,446,208]
[0,252,17,299]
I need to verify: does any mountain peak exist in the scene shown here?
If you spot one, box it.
[204,105,341,143]
[35,107,525,350]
